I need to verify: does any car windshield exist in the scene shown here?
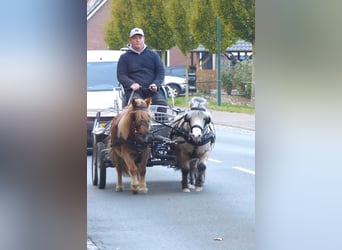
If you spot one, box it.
[87,62,119,91]
[165,67,186,78]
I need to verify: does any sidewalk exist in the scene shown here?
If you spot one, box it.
[87,238,99,250]
[210,110,255,131]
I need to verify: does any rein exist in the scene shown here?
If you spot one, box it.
[116,136,150,150]
[153,114,184,130]
[189,107,206,111]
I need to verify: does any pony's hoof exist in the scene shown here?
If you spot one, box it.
[132,190,139,194]
[195,186,203,192]
[182,188,191,192]
[116,187,123,192]
[189,184,195,189]
[139,187,148,193]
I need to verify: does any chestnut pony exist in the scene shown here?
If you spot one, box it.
[110,98,152,194]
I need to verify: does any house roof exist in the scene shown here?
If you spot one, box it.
[192,40,252,53]
[192,44,208,52]
[87,0,107,20]
[227,40,252,52]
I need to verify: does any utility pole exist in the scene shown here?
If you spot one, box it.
[217,18,221,106]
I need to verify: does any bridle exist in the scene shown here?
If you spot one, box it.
[171,108,215,146]
[112,104,152,150]
[184,108,211,132]
[132,118,150,137]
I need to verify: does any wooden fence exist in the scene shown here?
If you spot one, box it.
[196,69,218,94]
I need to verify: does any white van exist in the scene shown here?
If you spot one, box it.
[87,50,126,148]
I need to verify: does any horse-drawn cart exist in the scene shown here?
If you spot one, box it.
[90,89,215,192]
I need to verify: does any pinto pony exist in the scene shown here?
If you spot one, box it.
[170,97,216,192]
[110,98,152,194]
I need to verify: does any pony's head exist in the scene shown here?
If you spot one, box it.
[182,97,211,143]
[130,98,152,144]
[183,110,212,143]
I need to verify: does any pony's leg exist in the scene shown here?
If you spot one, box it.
[137,153,149,193]
[195,162,206,191]
[137,166,148,193]
[112,152,124,192]
[115,163,124,192]
[181,163,191,192]
[176,151,191,192]
[188,160,198,189]
[122,154,139,194]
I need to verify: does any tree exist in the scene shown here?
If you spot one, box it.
[190,0,218,53]
[131,0,175,64]
[169,0,198,56]
[229,0,255,44]
[211,0,238,51]
[104,0,137,49]
[169,0,199,100]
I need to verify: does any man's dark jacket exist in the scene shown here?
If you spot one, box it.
[117,48,165,90]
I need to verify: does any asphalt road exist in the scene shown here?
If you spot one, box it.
[87,125,255,250]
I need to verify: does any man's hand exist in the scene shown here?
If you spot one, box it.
[149,83,157,92]
[131,83,141,91]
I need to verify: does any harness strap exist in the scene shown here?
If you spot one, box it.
[190,107,206,111]
[134,106,148,110]
[171,127,215,146]
[190,124,203,131]
[112,136,150,150]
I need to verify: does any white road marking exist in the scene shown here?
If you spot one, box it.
[232,166,255,175]
[208,158,222,163]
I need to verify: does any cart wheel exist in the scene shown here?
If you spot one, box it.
[91,144,98,186]
[96,142,107,189]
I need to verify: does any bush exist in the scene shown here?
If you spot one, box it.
[222,70,233,95]
[222,60,252,99]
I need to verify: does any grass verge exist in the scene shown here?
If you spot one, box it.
[168,94,255,114]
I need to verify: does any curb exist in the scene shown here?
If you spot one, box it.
[210,110,255,131]
[87,238,99,250]
[214,122,255,131]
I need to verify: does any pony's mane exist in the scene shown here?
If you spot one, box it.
[130,98,152,122]
[117,98,151,139]
[184,110,211,125]
[189,96,208,111]
[132,108,152,123]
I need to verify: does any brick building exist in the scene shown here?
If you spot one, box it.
[87,0,111,50]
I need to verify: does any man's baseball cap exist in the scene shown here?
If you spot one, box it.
[129,27,144,38]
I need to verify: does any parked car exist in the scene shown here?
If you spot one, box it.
[165,66,197,93]
[164,75,186,97]
[87,50,125,149]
